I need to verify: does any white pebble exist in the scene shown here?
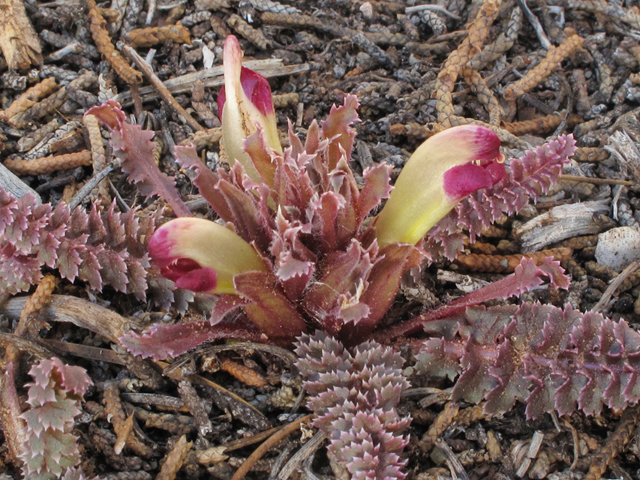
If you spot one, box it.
[595,227,640,271]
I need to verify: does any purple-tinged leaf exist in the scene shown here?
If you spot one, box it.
[356,163,393,225]
[78,248,102,290]
[304,240,376,335]
[234,271,307,345]
[87,100,190,218]
[377,257,570,342]
[309,191,344,253]
[20,358,90,478]
[270,211,315,300]
[210,294,249,324]
[341,243,424,345]
[0,246,42,292]
[14,203,51,253]
[22,396,80,434]
[174,146,233,221]
[414,301,640,418]
[296,332,409,480]
[244,128,278,189]
[120,321,266,360]
[216,176,271,251]
[97,249,129,292]
[322,95,359,171]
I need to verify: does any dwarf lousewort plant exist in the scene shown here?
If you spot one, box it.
[122,36,509,351]
[0,29,629,480]
[78,34,607,480]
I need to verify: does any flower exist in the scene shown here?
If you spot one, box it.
[374,125,505,247]
[148,217,268,294]
[217,35,282,182]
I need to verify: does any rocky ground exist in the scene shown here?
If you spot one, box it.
[3,0,640,479]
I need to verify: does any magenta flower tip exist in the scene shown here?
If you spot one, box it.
[469,125,503,162]
[148,225,174,268]
[443,160,505,199]
[161,258,218,292]
[218,67,274,119]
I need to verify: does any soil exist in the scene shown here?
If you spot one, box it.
[2,0,640,479]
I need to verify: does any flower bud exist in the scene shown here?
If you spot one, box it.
[375,125,505,247]
[218,35,282,182]
[149,217,268,294]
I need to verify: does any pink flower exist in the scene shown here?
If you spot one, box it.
[217,35,282,182]
[149,218,268,294]
[374,125,505,247]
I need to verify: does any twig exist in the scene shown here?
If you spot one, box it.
[549,73,574,140]
[1,295,133,343]
[121,44,204,132]
[559,175,636,186]
[230,414,315,480]
[420,402,459,452]
[592,261,640,313]
[515,0,551,50]
[4,150,92,176]
[436,438,470,480]
[275,431,327,480]
[0,362,27,467]
[584,405,640,480]
[68,162,117,210]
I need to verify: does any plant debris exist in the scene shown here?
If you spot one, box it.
[3,0,640,479]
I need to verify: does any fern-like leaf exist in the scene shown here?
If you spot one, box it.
[87,100,190,218]
[414,302,640,418]
[424,135,577,260]
[296,331,410,480]
[0,186,189,309]
[20,358,92,480]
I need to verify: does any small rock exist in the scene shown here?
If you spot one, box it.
[595,227,640,271]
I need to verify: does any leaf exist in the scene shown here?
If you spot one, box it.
[356,163,393,225]
[343,243,423,342]
[22,395,80,435]
[295,332,410,480]
[119,321,266,360]
[303,240,376,335]
[424,134,577,260]
[377,257,570,341]
[321,95,359,171]
[234,271,308,345]
[174,146,232,221]
[0,185,174,307]
[414,301,640,418]
[20,358,90,479]
[244,128,278,189]
[87,100,190,218]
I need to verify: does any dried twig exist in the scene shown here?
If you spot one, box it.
[156,436,193,480]
[220,357,268,387]
[103,382,155,458]
[229,414,314,480]
[0,362,27,467]
[83,114,110,202]
[559,175,636,186]
[122,44,204,132]
[591,261,640,313]
[503,34,584,101]
[420,401,459,452]
[0,78,58,122]
[86,0,142,85]
[454,248,572,273]
[584,405,640,480]
[4,151,92,176]
[123,25,191,48]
